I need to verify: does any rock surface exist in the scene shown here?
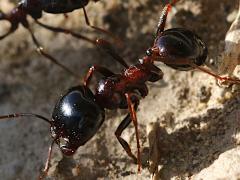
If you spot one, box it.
[0,0,240,179]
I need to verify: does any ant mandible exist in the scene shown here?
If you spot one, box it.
[1,0,240,179]
[0,0,118,77]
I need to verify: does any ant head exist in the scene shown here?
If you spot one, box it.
[51,85,105,156]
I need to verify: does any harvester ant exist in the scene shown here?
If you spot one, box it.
[0,0,118,77]
[1,0,240,179]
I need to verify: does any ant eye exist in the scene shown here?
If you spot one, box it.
[146,49,152,56]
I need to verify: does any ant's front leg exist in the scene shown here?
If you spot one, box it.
[190,63,240,84]
[38,141,54,180]
[84,65,115,87]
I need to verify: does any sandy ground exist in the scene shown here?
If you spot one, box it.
[0,0,240,179]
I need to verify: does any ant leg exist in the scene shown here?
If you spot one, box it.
[190,63,240,84]
[0,29,15,40]
[82,7,122,46]
[125,93,141,172]
[84,65,114,87]
[38,140,54,180]
[35,20,96,45]
[0,12,18,40]
[95,38,129,68]
[63,13,68,18]
[27,27,79,78]
[156,0,180,35]
[35,22,127,67]
[115,113,138,163]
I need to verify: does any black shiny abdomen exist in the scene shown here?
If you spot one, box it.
[156,28,208,70]
[51,85,105,155]
[22,0,89,14]
[41,0,89,13]
[21,0,43,18]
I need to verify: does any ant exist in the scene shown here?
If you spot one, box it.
[0,0,118,77]
[1,0,240,179]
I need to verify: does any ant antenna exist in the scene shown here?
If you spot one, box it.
[156,0,180,36]
[0,113,51,124]
[0,11,17,40]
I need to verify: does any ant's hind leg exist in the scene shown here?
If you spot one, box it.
[27,28,79,78]
[82,7,122,46]
[38,141,54,180]
[84,65,115,87]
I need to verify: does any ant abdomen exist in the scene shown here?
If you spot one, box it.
[51,85,105,156]
[21,0,89,15]
[156,28,208,70]
[40,0,89,13]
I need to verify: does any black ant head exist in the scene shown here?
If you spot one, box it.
[50,85,105,156]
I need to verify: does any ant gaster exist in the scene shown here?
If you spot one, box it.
[1,0,240,179]
[0,0,118,77]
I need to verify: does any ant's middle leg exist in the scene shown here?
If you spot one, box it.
[35,20,96,45]
[84,65,115,87]
[115,113,138,164]
[95,38,129,68]
[27,28,79,78]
